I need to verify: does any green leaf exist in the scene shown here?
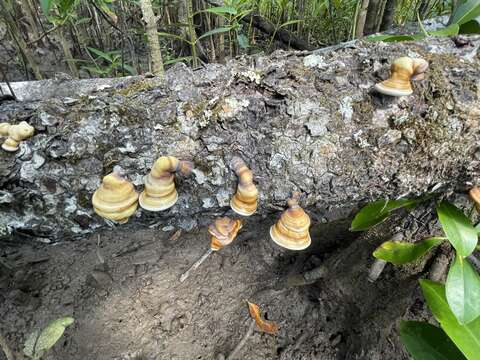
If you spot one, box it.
[40,0,52,15]
[23,317,74,359]
[157,32,190,44]
[351,198,423,231]
[476,222,480,235]
[429,24,460,36]
[450,0,480,25]
[35,317,74,355]
[202,6,238,15]
[197,27,232,41]
[278,19,303,30]
[400,321,466,360]
[446,256,480,324]
[164,56,193,65]
[437,202,477,257]
[420,280,480,359]
[373,237,445,265]
[24,329,44,359]
[87,47,113,62]
[237,33,249,49]
[460,17,480,34]
[365,34,422,42]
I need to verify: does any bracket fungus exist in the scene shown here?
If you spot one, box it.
[374,57,429,97]
[139,156,193,211]
[230,157,258,216]
[179,217,242,282]
[270,193,311,250]
[0,122,10,136]
[209,217,243,251]
[92,167,139,224]
[1,121,34,152]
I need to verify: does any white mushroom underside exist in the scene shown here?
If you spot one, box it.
[374,83,412,97]
[269,226,311,251]
[139,192,178,211]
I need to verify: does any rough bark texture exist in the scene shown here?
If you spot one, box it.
[0,37,479,243]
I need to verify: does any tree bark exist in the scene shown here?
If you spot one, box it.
[0,37,479,243]
[139,0,165,78]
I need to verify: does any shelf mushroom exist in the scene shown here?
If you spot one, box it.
[92,166,139,224]
[139,156,193,211]
[230,156,258,216]
[179,217,242,282]
[374,57,429,97]
[270,193,311,250]
[0,122,10,136]
[1,121,34,152]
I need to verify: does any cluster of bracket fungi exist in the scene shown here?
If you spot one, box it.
[90,56,429,280]
[0,121,35,152]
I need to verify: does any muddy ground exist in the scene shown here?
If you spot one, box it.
[0,214,436,360]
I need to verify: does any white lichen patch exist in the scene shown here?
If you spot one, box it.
[339,96,353,122]
[303,54,327,68]
[218,97,250,120]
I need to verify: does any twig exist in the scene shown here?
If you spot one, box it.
[26,26,57,45]
[0,332,16,360]
[226,319,256,360]
[368,232,403,283]
[179,248,213,283]
[0,66,16,101]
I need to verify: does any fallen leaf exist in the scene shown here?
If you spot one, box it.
[169,229,182,242]
[247,301,278,335]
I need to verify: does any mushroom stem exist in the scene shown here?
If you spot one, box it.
[226,319,256,360]
[179,248,214,283]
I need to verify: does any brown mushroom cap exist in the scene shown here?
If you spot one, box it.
[139,156,193,211]
[209,217,243,251]
[374,57,428,97]
[469,186,480,212]
[92,170,139,223]
[270,195,311,250]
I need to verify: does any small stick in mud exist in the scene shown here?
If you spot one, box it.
[227,302,279,360]
[179,217,242,283]
[180,248,214,283]
[368,232,403,283]
[226,319,256,360]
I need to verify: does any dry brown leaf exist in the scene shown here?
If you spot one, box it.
[247,301,279,335]
[169,229,182,242]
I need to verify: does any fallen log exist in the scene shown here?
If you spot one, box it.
[0,37,479,242]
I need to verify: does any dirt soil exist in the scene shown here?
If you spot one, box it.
[0,217,423,360]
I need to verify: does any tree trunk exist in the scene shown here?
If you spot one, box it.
[354,0,370,38]
[380,0,396,31]
[0,1,43,80]
[0,36,479,243]
[139,0,165,78]
[363,0,383,35]
[57,26,80,78]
